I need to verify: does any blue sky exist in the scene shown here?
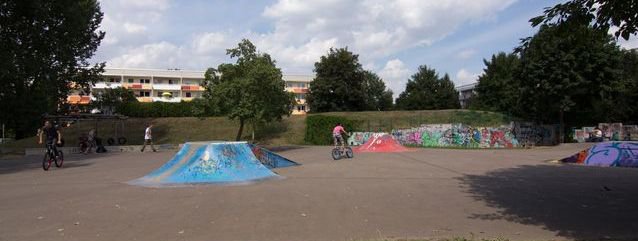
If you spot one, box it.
[92,0,636,97]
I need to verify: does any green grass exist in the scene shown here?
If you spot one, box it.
[1,109,510,153]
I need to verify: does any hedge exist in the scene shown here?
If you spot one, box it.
[116,101,198,117]
[304,115,361,145]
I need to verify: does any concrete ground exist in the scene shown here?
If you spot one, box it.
[1,143,637,241]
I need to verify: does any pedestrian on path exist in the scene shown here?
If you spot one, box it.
[141,123,157,152]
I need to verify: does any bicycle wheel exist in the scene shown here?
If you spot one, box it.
[79,142,88,153]
[331,148,341,160]
[42,152,52,171]
[345,147,354,158]
[55,150,64,168]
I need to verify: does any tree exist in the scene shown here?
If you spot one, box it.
[92,87,137,114]
[362,71,394,111]
[395,65,460,110]
[516,24,624,141]
[202,39,295,141]
[471,52,521,113]
[0,0,105,138]
[306,48,367,112]
[531,0,638,40]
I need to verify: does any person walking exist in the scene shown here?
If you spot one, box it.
[141,123,157,152]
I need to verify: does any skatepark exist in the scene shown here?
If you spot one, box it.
[1,142,638,241]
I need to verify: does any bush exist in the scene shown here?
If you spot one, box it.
[304,115,361,145]
[116,101,199,117]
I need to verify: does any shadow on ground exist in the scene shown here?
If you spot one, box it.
[0,154,98,175]
[458,164,638,240]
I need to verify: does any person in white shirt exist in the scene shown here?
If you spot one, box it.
[141,123,157,152]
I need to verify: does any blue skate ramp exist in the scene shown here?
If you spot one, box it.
[129,142,296,187]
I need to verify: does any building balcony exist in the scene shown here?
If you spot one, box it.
[137,97,153,103]
[286,87,309,94]
[124,83,152,89]
[93,82,122,89]
[152,97,182,103]
[153,84,182,91]
[181,85,205,91]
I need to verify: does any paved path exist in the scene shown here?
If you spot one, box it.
[1,143,637,241]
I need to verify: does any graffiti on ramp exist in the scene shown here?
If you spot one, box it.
[353,134,410,153]
[560,142,638,167]
[129,142,298,187]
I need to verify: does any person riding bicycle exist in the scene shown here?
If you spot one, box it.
[38,120,62,156]
[332,123,349,149]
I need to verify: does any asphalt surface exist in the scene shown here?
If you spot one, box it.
[1,143,637,241]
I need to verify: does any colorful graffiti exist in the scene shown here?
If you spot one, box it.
[561,142,638,167]
[572,123,638,143]
[391,124,520,148]
[347,132,386,146]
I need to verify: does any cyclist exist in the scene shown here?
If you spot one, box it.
[332,123,349,150]
[38,120,62,156]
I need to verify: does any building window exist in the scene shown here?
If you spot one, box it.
[157,92,162,97]
[296,93,305,100]
[140,91,150,97]
[109,78,116,83]
[287,82,293,88]
[168,79,174,84]
[140,79,150,84]
[128,79,134,83]
[185,92,192,98]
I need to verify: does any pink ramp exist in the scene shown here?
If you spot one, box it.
[354,134,410,153]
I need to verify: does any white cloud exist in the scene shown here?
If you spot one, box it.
[123,22,147,34]
[456,49,477,60]
[108,42,181,68]
[95,0,519,73]
[455,69,479,86]
[379,59,411,98]
[192,32,229,55]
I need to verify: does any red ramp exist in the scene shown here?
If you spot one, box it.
[354,134,410,153]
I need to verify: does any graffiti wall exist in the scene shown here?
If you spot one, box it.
[391,124,520,148]
[512,122,560,146]
[347,132,386,146]
[572,123,638,142]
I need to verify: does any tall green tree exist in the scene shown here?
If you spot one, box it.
[531,0,638,40]
[0,0,105,138]
[516,24,624,141]
[471,52,520,113]
[362,71,394,111]
[395,65,460,110]
[202,39,295,141]
[92,87,138,114]
[306,48,367,112]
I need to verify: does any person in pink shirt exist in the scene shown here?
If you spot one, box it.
[332,123,349,149]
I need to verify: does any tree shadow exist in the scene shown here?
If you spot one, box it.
[0,153,97,175]
[458,164,638,240]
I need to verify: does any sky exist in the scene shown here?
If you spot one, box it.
[92,0,638,97]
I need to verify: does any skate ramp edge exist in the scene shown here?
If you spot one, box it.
[560,141,638,167]
[129,142,296,187]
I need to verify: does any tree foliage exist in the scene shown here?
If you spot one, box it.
[531,0,638,40]
[362,71,394,111]
[0,0,105,138]
[307,48,367,112]
[92,87,137,114]
[516,24,625,128]
[471,52,520,113]
[395,65,460,110]
[202,39,295,141]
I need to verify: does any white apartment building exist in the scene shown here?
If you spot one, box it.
[69,68,313,115]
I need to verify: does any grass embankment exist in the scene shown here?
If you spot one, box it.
[1,109,511,153]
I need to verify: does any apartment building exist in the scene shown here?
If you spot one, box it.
[68,68,312,115]
[455,82,478,109]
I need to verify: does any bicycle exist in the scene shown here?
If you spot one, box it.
[331,134,354,160]
[43,141,63,171]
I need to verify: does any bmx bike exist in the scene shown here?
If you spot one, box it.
[43,141,63,171]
